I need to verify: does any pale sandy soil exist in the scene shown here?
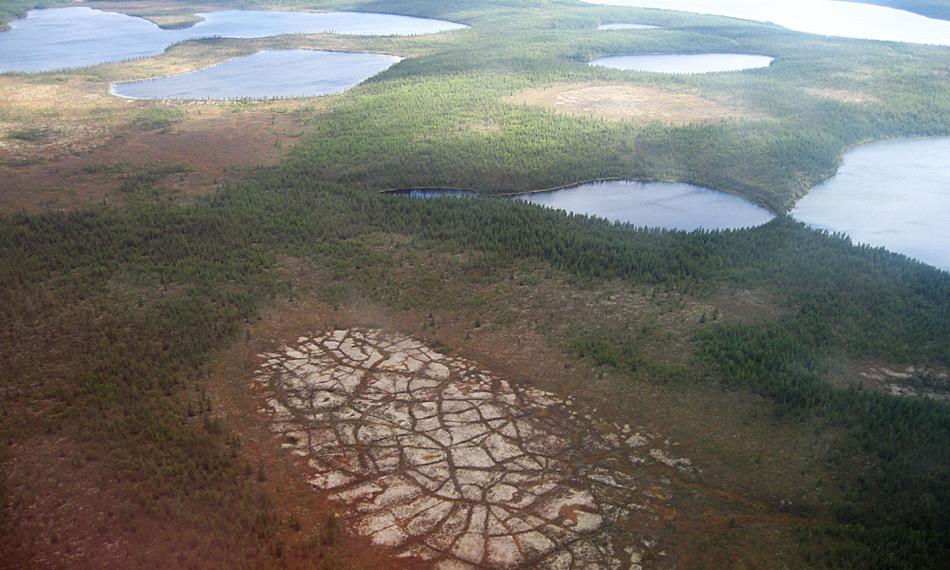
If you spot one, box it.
[507,83,759,125]
[859,365,950,402]
[0,92,309,212]
[804,88,877,104]
[0,5,449,214]
[83,1,223,29]
[255,328,696,569]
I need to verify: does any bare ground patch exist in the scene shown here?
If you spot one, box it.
[254,327,695,568]
[0,74,130,163]
[83,1,223,29]
[0,100,310,212]
[827,361,950,403]
[804,88,877,105]
[507,83,759,125]
[0,35,347,213]
[203,254,816,569]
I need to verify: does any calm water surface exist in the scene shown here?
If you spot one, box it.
[590,53,772,73]
[112,50,401,100]
[389,189,481,199]
[517,180,774,231]
[792,138,950,271]
[0,7,466,72]
[580,0,950,45]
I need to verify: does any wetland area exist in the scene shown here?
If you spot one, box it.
[1,2,949,570]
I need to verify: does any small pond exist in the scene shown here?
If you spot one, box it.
[590,53,773,73]
[0,7,466,73]
[792,138,950,271]
[580,0,950,45]
[111,50,401,100]
[597,23,658,30]
[516,181,774,231]
[396,182,774,231]
[388,189,481,199]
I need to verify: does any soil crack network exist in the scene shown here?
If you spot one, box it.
[254,328,695,569]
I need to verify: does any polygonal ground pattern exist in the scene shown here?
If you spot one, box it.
[254,329,694,569]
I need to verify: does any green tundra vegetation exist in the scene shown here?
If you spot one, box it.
[1,0,949,568]
[273,0,950,212]
[0,0,39,29]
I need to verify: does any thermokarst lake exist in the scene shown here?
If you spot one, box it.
[111,50,402,100]
[0,7,466,73]
[792,138,950,271]
[590,53,773,74]
[517,181,774,231]
[393,181,775,231]
[580,0,950,45]
[396,138,950,268]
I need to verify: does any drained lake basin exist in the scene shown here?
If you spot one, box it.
[580,0,950,45]
[111,50,402,100]
[0,7,466,73]
[792,138,950,271]
[590,53,773,73]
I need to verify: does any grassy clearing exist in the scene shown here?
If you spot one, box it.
[507,82,758,124]
[132,107,187,131]
[5,127,50,141]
